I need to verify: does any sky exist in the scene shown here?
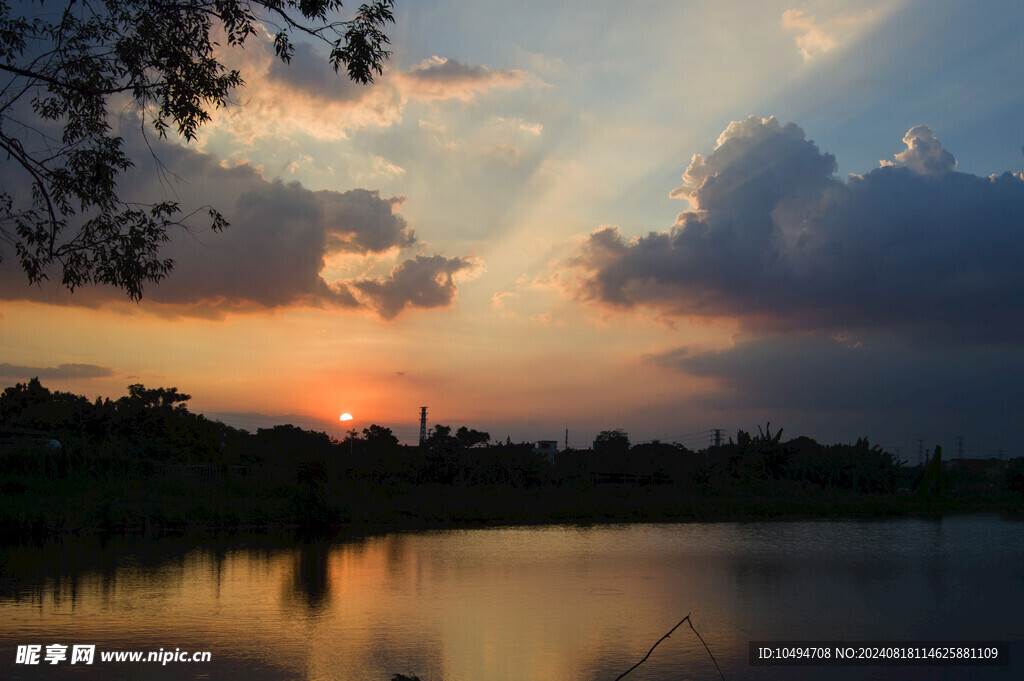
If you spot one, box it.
[3,0,1024,456]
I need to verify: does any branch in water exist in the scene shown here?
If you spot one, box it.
[613,613,725,681]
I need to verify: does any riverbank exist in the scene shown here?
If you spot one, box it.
[3,473,1021,543]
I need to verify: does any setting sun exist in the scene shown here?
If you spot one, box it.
[339,413,354,422]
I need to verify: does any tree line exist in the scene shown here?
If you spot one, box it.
[3,378,993,496]
[4,380,1023,537]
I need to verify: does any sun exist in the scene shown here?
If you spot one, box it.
[339,413,354,422]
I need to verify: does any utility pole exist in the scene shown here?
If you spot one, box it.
[956,436,965,460]
[712,428,723,448]
[917,439,926,467]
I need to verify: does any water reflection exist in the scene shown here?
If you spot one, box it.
[0,518,1022,680]
[287,541,332,613]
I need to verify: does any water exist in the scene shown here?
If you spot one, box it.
[1,516,1021,680]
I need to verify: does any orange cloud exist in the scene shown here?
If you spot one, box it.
[395,56,527,101]
[781,7,877,61]
[210,44,402,144]
[200,37,532,149]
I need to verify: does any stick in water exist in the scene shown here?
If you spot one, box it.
[613,613,725,681]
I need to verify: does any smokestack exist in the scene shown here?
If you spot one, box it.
[419,407,428,447]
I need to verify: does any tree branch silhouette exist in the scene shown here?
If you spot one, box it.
[613,613,724,681]
[0,0,395,298]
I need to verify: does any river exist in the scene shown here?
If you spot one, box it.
[1,516,1021,680]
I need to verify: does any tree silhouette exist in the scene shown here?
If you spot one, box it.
[255,423,333,466]
[916,445,945,500]
[362,424,399,450]
[0,376,91,431]
[455,425,490,448]
[122,384,191,411]
[592,429,631,473]
[593,429,630,455]
[1006,458,1024,498]
[0,0,395,298]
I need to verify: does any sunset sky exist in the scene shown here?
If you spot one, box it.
[3,0,1024,456]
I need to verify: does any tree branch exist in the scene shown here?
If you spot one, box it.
[0,62,133,96]
[0,0,394,297]
[613,613,725,681]
[0,133,60,253]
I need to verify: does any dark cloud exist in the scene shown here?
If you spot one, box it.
[650,334,978,412]
[563,116,1024,449]
[646,332,1024,451]
[567,116,1024,342]
[406,57,493,83]
[352,254,480,320]
[399,57,525,100]
[0,363,114,380]
[263,46,523,103]
[264,41,367,102]
[0,133,479,319]
[144,171,406,310]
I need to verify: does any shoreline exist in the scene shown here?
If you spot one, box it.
[3,479,1021,544]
